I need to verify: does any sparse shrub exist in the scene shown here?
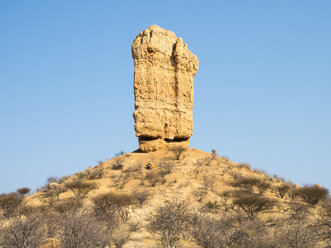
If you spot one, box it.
[112,157,124,170]
[230,174,262,193]
[256,180,271,194]
[203,174,216,191]
[275,221,318,248]
[0,192,23,218]
[237,162,251,169]
[47,176,59,184]
[59,209,107,248]
[54,198,83,214]
[191,213,246,248]
[17,187,31,196]
[289,203,310,221]
[169,147,187,160]
[193,189,207,202]
[0,211,46,248]
[65,180,97,200]
[115,151,125,156]
[204,201,220,213]
[41,188,58,206]
[147,200,191,248]
[92,192,134,223]
[131,189,150,206]
[158,162,174,176]
[277,184,291,198]
[233,193,276,219]
[88,167,104,179]
[297,184,329,206]
[113,173,129,189]
[145,170,161,186]
[111,222,134,248]
[58,175,70,184]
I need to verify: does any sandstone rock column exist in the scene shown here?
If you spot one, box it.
[132,25,199,152]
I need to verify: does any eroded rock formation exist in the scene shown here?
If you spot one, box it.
[132,25,199,152]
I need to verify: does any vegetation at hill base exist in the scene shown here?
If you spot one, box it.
[0,148,330,248]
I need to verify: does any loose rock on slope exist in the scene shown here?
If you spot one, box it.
[132,25,199,152]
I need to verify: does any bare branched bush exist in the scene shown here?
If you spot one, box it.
[131,189,150,206]
[191,212,248,248]
[277,184,291,198]
[65,180,97,200]
[314,200,331,244]
[145,171,161,187]
[112,173,129,189]
[0,192,23,218]
[275,221,319,248]
[0,211,46,248]
[147,200,191,248]
[111,223,135,248]
[289,203,310,221]
[169,147,187,160]
[256,180,271,194]
[92,192,134,223]
[237,162,251,170]
[158,162,174,177]
[233,193,276,219]
[297,184,329,206]
[59,209,107,248]
[88,167,104,180]
[112,157,124,170]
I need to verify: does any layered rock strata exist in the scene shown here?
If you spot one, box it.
[132,25,199,152]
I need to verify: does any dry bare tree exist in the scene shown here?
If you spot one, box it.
[59,209,107,248]
[0,211,46,248]
[147,200,191,248]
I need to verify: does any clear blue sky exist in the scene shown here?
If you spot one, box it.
[0,1,330,193]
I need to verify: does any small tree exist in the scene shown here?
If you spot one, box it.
[147,200,191,247]
[17,187,31,196]
[65,180,97,200]
[0,193,23,218]
[233,193,276,219]
[297,185,329,206]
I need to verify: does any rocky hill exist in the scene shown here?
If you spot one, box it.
[0,147,327,247]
